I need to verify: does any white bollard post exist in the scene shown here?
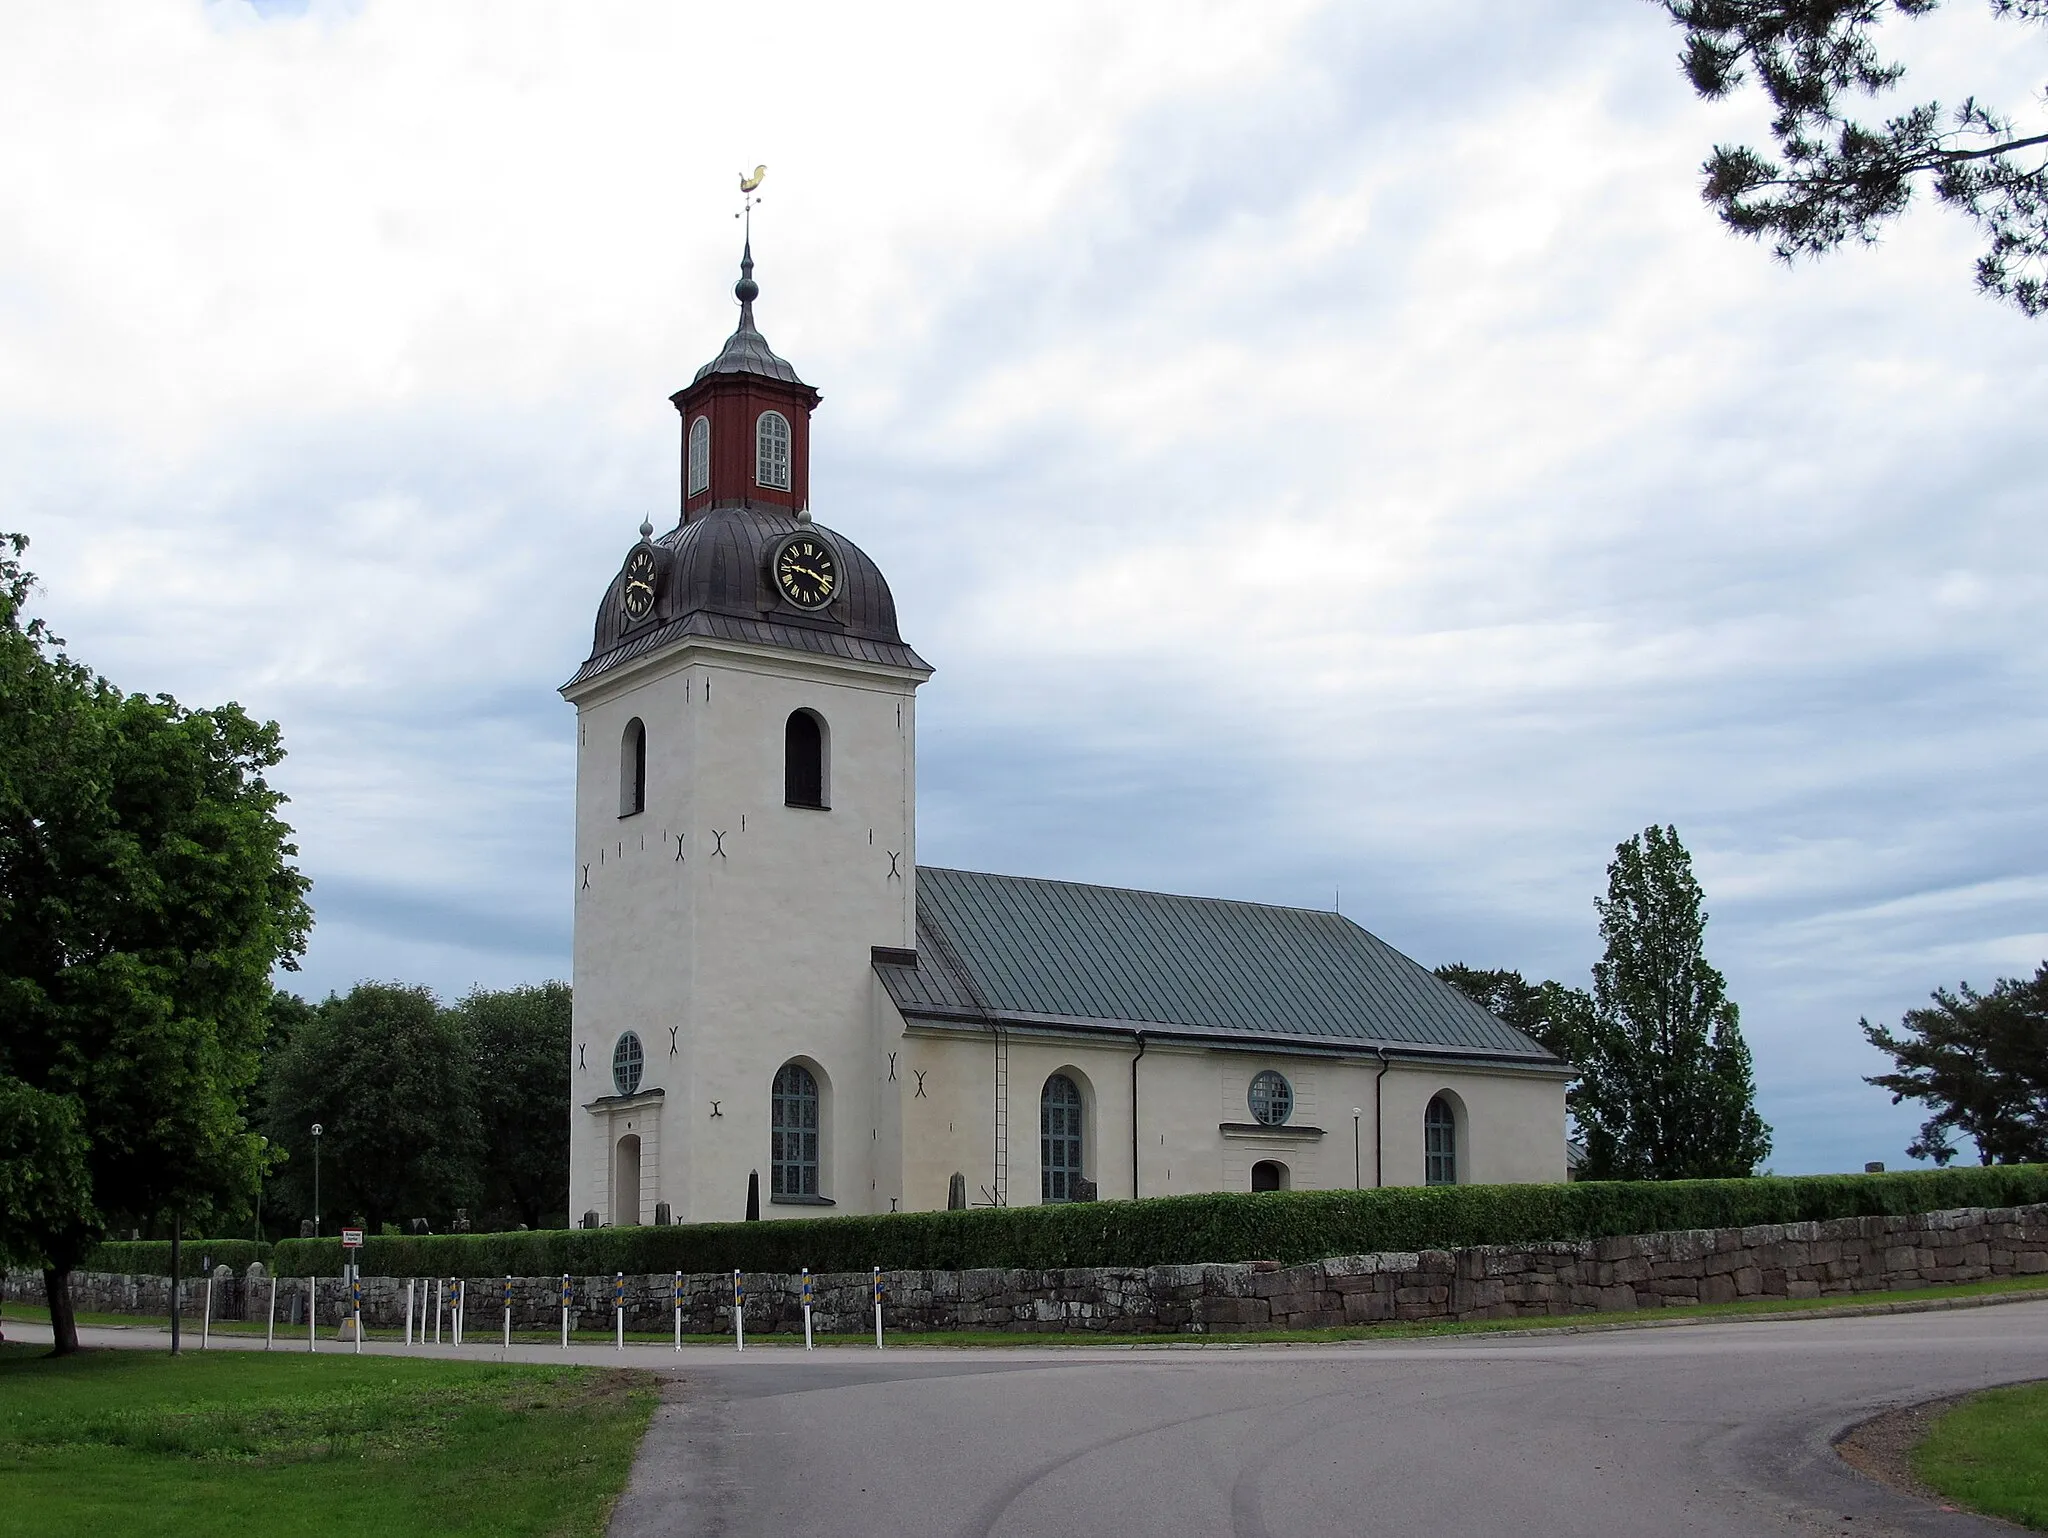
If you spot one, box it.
[434,1278,443,1345]
[733,1271,745,1352]
[352,1275,363,1356]
[560,1274,570,1350]
[405,1279,415,1346]
[874,1267,884,1351]
[201,1271,214,1350]
[503,1275,512,1350]
[454,1279,465,1346]
[308,1276,317,1353]
[267,1274,278,1351]
[674,1271,683,1352]
[801,1267,814,1352]
[614,1272,624,1352]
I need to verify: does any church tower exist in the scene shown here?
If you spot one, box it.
[561,243,930,1226]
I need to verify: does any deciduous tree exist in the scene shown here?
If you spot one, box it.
[455,982,571,1230]
[261,983,482,1234]
[0,533,311,1353]
[1576,825,1772,1179]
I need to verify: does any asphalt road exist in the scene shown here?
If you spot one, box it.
[611,1302,2048,1538]
[14,1301,2048,1537]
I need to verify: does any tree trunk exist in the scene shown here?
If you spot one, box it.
[42,1266,79,1357]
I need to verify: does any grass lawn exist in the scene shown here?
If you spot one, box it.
[9,1270,2044,1350]
[0,1341,658,1538]
[1914,1379,2048,1530]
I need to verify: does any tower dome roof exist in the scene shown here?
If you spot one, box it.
[567,506,928,690]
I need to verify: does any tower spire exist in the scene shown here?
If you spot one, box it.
[734,163,766,329]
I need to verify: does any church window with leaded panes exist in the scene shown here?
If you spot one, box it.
[1041,1074,1084,1203]
[1425,1094,1458,1185]
[1247,1070,1293,1127]
[612,1032,644,1097]
[755,410,791,490]
[688,415,710,496]
[772,1061,821,1197]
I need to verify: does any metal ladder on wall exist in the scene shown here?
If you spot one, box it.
[991,1027,1009,1206]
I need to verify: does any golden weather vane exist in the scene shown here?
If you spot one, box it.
[737,165,766,241]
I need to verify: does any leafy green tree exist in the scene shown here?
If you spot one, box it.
[261,983,481,1234]
[0,1079,96,1345]
[454,982,571,1230]
[1863,964,2048,1164]
[0,533,311,1353]
[1575,825,1772,1180]
[1658,0,2048,314]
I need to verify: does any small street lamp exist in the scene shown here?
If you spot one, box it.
[1352,1109,1363,1190]
[255,1136,269,1242]
[311,1123,323,1238]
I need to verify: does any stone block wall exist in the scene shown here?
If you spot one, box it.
[8,1203,2044,1337]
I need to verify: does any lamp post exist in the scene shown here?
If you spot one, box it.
[1352,1109,1363,1190]
[311,1124,323,1238]
[255,1136,268,1242]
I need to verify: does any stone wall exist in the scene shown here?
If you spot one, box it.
[9,1203,2045,1337]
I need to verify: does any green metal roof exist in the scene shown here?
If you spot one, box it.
[877,868,1562,1065]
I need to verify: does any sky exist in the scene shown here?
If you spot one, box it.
[2,1,2043,1176]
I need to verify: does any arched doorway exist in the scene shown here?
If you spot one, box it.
[614,1133,642,1225]
[1251,1160,1289,1192]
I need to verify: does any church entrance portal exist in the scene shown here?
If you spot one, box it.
[615,1134,641,1226]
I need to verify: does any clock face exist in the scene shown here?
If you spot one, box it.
[773,535,838,610]
[622,547,658,622]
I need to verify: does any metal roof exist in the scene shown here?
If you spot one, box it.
[879,867,1562,1065]
[565,506,930,691]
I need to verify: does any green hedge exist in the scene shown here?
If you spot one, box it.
[78,1240,273,1277]
[266,1165,2048,1279]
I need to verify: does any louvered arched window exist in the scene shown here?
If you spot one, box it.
[619,718,646,817]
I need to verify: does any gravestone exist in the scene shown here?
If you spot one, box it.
[948,1172,967,1210]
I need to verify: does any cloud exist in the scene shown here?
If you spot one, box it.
[3,0,2043,1174]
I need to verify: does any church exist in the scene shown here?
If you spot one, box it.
[562,242,1569,1227]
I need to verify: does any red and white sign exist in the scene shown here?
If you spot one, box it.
[340,1228,364,1249]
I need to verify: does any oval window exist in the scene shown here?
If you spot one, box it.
[612,1032,645,1097]
[1248,1070,1293,1127]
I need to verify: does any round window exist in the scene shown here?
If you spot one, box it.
[1248,1070,1293,1127]
[612,1032,645,1097]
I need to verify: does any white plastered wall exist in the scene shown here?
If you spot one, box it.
[891,1017,1568,1209]
[566,634,924,1226]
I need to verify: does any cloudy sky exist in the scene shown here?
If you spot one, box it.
[3,1,2043,1175]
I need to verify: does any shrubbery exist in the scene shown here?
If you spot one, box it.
[79,1240,272,1276]
[266,1165,2048,1279]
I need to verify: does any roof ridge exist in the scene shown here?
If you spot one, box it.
[918,865,1355,923]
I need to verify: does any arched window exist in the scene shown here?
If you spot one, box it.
[619,718,646,817]
[1041,1074,1085,1202]
[687,415,710,496]
[755,410,791,490]
[1248,1070,1293,1127]
[1251,1159,1288,1192]
[1425,1094,1458,1185]
[772,1061,821,1198]
[784,709,826,808]
[612,1032,644,1097]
